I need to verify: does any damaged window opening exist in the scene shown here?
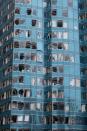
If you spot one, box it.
[27,9,32,15]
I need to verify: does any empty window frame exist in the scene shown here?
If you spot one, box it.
[32,42,37,49]
[57,20,63,27]
[32,20,37,26]
[15,19,25,25]
[24,89,31,97]
[27,8,32,15]
[19,76,24,83]
[52,77,63,85]
[19,64,25,72]
[26,41,31,48]
[20,53,24,59]
[51,9,57,16]
[14,41,19,48]
[31,53,36,61]
[15,8,20,14]
[12,89,17,96]
[52,102,64,110]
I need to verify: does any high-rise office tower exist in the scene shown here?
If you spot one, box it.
[79,0,87,130]
[0,0,86,131]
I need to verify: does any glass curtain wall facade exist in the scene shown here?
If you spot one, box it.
[0,0,86,131]
[0,0,14,130]
[44,0,81,130]
[79,0,87,130]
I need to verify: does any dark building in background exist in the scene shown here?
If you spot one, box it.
[0,0,87,131]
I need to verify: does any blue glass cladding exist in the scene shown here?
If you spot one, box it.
[0,0,87,131]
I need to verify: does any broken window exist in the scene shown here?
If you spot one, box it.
[26,41,31,48]
[18,102,24,110]
[27,8,32,15]
[51,9,57,16]
[12,89,17,96]
[58,54,63,61]
[52,67,57,72]
[52,43,57,49]
[32,42,37,49]
[13,64,19,71]
[20,53,24,60]
[53,103,58,110]
[58,77,63,85]
[31,53,36,61]
[64,55,70,61]
[52,90,58,98]
[15,19,19,25]
[15,8,20,14]
[52,77,57,85]
[11,116,17,123]
[58,90,64,98]
[57,20,63,27]
[25,65,31,72]
[58,43,63,49]
[24,103,30,110]
[19,64,25,72]
[52,54,57,61]
[24,89,31,97]
[15,19,25,25]
[52,77,63,85]
[27,30,31,37]
[19,76,24,83]
[19,89,23,96]
[14,41,19,48]
[32,20,37,26]
[15,29,20,35]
